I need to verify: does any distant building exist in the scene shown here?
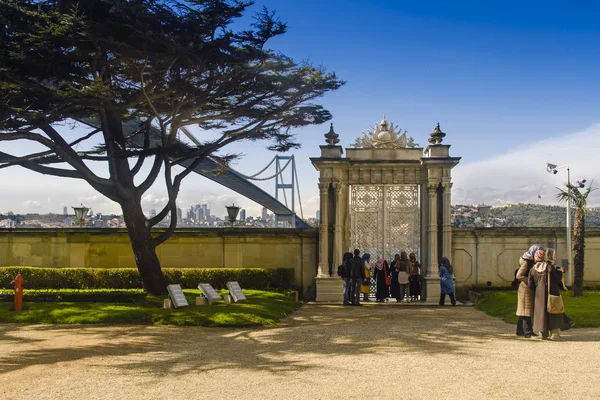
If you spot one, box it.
[63,206,67,215]
[149,209,156,218]
[176,207,182,222]
[195,207,204,222]
[239,209,246,222]
[262,207,268,220]
[201,204,210,220]
[0,219,16,228]
[316,210,320,221]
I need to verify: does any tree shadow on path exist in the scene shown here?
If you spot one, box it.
[1,305,598,378]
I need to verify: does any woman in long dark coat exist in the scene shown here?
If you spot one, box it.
[373,256,390,302]
[389,254,401,301]
[528,248,565,340]
[408,252,421,302]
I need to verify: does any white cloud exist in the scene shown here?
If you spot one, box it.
[23,200,42,209]
[141,193,169,207]
[452,123,600,206]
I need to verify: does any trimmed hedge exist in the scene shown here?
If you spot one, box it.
[0,289,147,303]
[0,267,295,290]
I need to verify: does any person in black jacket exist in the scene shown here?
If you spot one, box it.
[339,252,353,305]
[347,249,365,306]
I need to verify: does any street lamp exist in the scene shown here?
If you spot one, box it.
[72,204,89,227]
[546,162,572,286]
[477,203,492,227]
[225,204,240,227]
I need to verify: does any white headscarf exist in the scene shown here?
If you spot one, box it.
[522,244,543,260]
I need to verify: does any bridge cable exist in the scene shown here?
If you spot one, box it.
[236,156,293,181]
[294,159,304,219]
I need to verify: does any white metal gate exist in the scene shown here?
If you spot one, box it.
[350,185,420,264]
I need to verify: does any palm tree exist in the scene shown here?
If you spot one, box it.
[556,183,596,297]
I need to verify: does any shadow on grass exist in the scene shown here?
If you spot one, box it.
[0,290,300,327]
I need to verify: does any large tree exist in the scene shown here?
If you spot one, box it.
[556,183,595,297]
[0,0,343,294]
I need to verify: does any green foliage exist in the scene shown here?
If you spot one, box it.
[0,288,146,303]
[0,267,295,290]
[0,289,301,327]
[0,0,343,294]
[475,290,600,327]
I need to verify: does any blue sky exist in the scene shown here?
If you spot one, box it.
[1,0,600,217]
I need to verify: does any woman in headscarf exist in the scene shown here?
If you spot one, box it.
[373,255,390,302]
[529,248,565,340]
[515,244,544,338]
[408,253,421,302]
[396,252,410,302]
[438,257,456,306]
[389,254,401,301]
[360,253,371,302]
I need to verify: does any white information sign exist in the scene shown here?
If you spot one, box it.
[166,284,189,308]
[226,281,247,302]
[198,283,222,305]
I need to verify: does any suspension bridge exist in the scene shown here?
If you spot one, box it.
[80,119,309,228]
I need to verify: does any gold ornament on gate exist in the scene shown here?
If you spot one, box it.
[351,115,419,149]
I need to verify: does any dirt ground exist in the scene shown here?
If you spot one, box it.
[1,304,599,400]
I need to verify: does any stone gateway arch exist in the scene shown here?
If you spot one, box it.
[310,118,460,302]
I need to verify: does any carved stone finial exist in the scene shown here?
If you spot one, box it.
[351,116,419,149]
[428,122,446,145]
[324,123,340,145]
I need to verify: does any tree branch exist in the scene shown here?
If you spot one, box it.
[136,154,163,195]
[0,131,55,147]
[130,120,152,176]
[38,124,114,188]
[152,153,179,245]
[0,151,83,178]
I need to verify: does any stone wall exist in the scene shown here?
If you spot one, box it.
[452,227,600,289]
[1,227,599,301]
[0,228,318,298]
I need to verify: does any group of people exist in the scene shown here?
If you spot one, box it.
[516,244,572,340]
[339,249,423,305]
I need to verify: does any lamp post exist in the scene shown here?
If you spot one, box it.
[546,163,572,286]
[225,204,240,227]
[72,204,89,227]
[477,203,492,227]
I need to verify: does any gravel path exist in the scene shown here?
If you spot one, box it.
[1,305,599,400]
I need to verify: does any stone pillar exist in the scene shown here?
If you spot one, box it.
[442,181,453,261]
[332,181,344,270]
[425,182,441,302]
[426,182,439,277]
[317,181,330,278]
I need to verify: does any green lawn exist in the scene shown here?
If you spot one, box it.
[475,290,600,328]
[0,289,301,327]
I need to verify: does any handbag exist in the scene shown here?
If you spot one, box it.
[547,266,564,315]
[384,262,391,286]
[362,278,371,286]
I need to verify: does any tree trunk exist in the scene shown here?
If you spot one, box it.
[122,199,167,295]
[572,208,585,297]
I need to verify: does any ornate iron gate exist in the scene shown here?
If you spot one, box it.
[350,185,420,264]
